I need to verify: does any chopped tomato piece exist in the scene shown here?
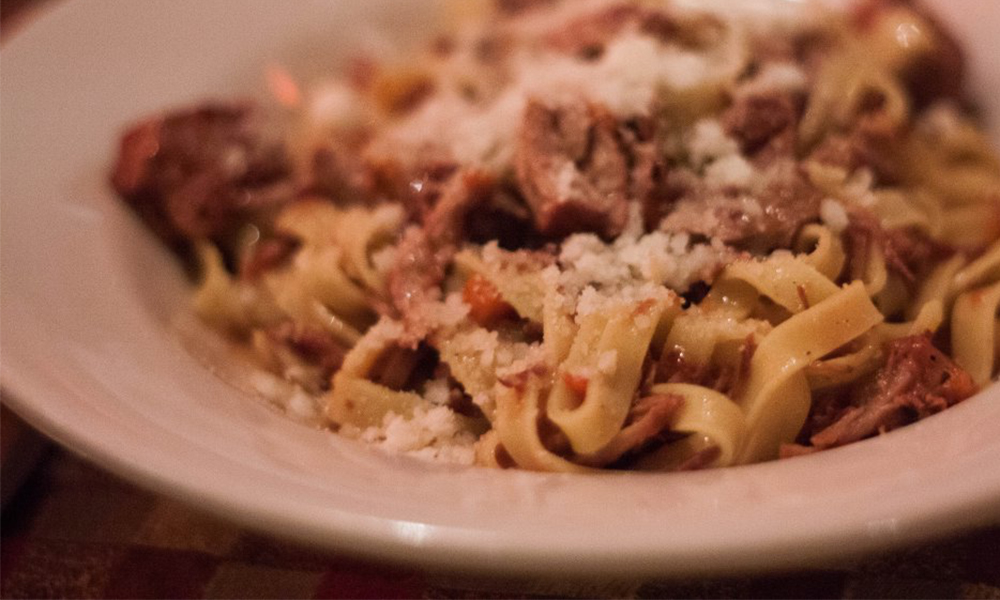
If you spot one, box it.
[561,371,590,398]
[462,273,515,326]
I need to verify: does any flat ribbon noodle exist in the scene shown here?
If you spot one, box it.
[454,248,545,323]
[713,254,841,315]
[868,189,941,236]
[436,326,502,401]
[327,319,429,427]
[952,281,1000,386]
[650,383,746,468]
[952,240,1000,294]
[875,299,944,341]
[808,298,943,390]
[328,376,426,429]
[664,310,770,367]
[804,334,880,390]
[907,254,966,320]
[737,282,884,463]
[494,377,594,473]
[334,205,405,293]
[548,298,667,455]
[193,241,282,333]
[797,224,846,282]
[541,266,577,365]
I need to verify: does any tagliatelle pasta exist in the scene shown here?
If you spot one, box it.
[111,0,998,471]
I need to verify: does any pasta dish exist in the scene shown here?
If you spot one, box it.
[110,0,1000,472]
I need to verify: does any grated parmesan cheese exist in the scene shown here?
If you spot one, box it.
[359,405,477,465]
[704,154,757,189]
[597,350,619,376]
[422,377,452,406]
[739,61,808,95]
[365,3,751,173]
[820,198,850,234]
[688,119,741,167]
[558,229,732,315]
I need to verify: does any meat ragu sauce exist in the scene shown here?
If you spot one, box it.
[111,0,1000,471]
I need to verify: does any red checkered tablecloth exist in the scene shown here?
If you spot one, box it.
[2,407,999,600]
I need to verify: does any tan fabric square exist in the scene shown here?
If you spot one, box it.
[132,499,242,555]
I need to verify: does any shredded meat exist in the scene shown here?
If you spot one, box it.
[463,184,537,249]
[515,99,631,238]
[398,162,460,223]
[656,335,757,398]
[240,234,300,281]
[305,134,380,203]
[808,111,904,184]
[843,208,951,285]
[577,393,685,466]
[809,334,977,449]
[722,91,800,157]
[641,166,688,232]
[386,227,447,347]
[385,168,508,345]
[368,345,422,391]
[399,164,535,248]
[369,343,439,393]
[266,321,349,390]
[676,445,723,471]
[621,116,673,233]
[660,161,822,251]
[424,170,498,246]
[111,102,294,248]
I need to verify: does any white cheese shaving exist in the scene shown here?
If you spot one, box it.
[820,198,850,234]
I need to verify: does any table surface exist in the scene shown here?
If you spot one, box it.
[3,1,1000,597]
[2,407,1000,599]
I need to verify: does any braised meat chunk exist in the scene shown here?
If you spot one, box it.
[810,334,977,449]
[660,162,822,252]
[515,99,631,239]
[111,102,294,247]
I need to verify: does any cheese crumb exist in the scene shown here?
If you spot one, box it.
[705,154,757,189]
[820,198,850,233]
[689,119,740,167]
[597,350,619,376]
[360,405,477,465]
[741,61,808,95]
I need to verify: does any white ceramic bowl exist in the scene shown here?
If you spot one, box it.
[2,0,999,577]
